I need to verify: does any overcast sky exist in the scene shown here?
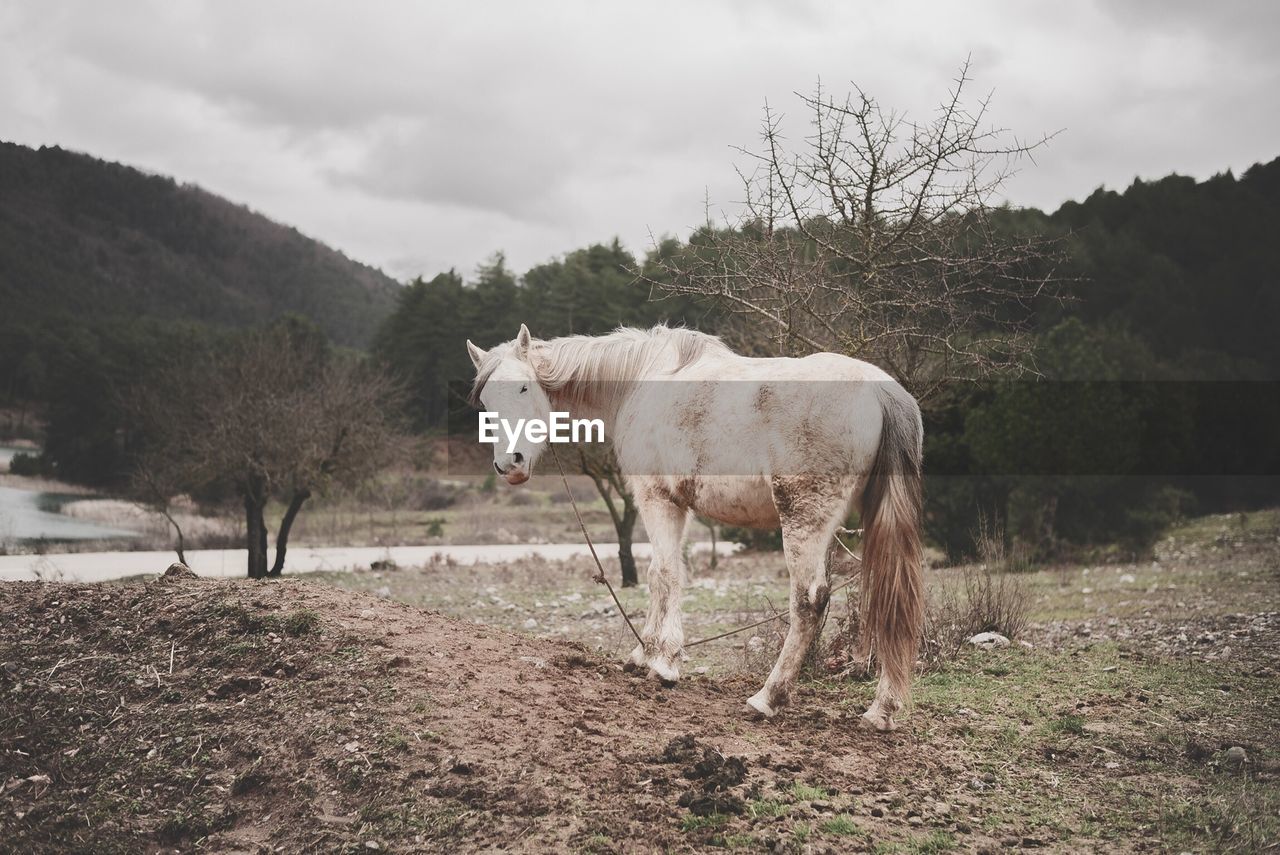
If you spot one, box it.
[3,1,1277,282]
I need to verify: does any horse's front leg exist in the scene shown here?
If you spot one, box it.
[626,488,689,684]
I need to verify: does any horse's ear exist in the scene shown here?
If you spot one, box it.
[515,324,532,357]
[466,339,486,369]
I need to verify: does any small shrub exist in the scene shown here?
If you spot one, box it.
[425,517,445,538]
[507,489,538,507]
[721,525,783,551]
[974,518,1034,574]
[8,451,48,476]
[411,478,463,511]
[920,561,1029,670]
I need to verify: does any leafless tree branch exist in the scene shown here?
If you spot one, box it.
[645,61,1067,397]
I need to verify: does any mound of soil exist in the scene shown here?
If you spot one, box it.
[0,577,940,853]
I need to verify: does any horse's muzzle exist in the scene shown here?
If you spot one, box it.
[494,454,530,485]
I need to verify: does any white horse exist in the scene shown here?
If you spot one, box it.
[467,324,924,730]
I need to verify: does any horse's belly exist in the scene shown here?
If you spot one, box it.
[690,477,779,529]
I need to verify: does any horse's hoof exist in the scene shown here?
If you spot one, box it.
[858,709,897,732]
[647,656,680,686]
[745,690,776,719]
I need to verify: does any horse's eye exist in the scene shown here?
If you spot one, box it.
[520,384,528,394]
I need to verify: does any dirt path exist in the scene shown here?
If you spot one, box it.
[0,576,996,853]
[2,548,1277,853]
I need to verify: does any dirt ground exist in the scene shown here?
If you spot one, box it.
[1,513,1278,853]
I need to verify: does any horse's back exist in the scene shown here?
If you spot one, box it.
[615,349,894,503]
[681,351,895,384]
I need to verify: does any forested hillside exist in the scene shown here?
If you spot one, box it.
[376,158,1280,557]
[0,142,399,348]
[917,159,1280,555]
[1048,157,1280,376]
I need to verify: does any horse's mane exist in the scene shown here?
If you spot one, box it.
[469,324,727,411]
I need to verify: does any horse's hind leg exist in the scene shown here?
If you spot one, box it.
[746,476,851,718]
[626,488,689,684]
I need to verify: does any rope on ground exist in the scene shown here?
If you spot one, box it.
[547,444,644,646]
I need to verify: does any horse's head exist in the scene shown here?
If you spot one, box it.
[467,324,551,485]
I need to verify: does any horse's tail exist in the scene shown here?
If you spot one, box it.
[857,381,924,710]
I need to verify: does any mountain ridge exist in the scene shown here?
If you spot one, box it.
[0,141,400,347]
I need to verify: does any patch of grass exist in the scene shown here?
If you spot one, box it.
[1047,714,1086,736]
[818,814,862,836]
[746,797,788,819]
[791,782,830,801]
[222,640,257,658]
[873,832,957,855]
[359,801,472,839]
[578,833,614,854]
[910,831,957,853]
[208,600,267,633]
[280,608,320,636]
[416,804,471,837]
[1156,775,1280,853]
[381,729,410,752]
[1163,508,1279,544]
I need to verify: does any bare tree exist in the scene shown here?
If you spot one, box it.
[650,61,1063,398]
[130,456,191,565]
[130,324,406,578]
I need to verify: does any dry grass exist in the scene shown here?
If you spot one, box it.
[920,523,1029,669]
[920,563,1029,669]
[824,523,1031,675]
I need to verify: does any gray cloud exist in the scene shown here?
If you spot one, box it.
[2,0,1277,281]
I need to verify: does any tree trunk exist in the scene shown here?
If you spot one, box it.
[160,507,187,566]
[245,485,268,579]
[578,446,641,587]
[617,499,639,587]
[706,519,718,570]
[269,488,311,576]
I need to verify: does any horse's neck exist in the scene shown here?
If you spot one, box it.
[548,388,617,428]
